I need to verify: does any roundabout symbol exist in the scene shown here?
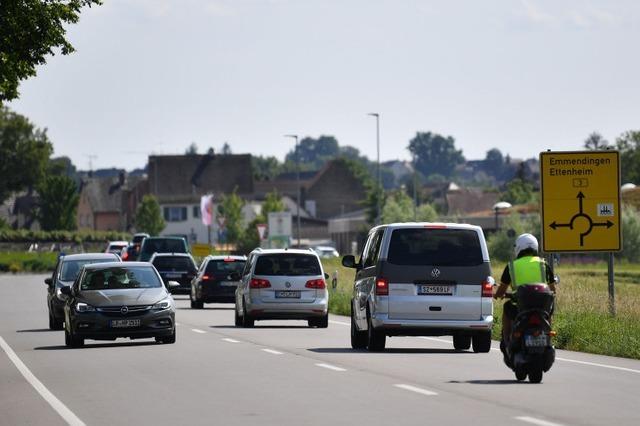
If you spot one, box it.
[549,191,614,247]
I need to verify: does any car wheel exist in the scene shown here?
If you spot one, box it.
[316,313,329,329]
[472,332,492,353]
[242,299,254,328]
[453,334,471,351]
[366,311,386,352]
[156,328,176,344]
[194,299,204,309]
[234,304,242,327]
[350,304,367,349]
[66,327,84,348]
[49,309,63,330]
[64,327,72,347]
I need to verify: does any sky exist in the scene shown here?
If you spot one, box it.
[8,0,640,171]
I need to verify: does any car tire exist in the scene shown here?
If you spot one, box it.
[242,299,254,328]
[453,334,471,351]
[156,328,176,344]
[350,304,367,350]
[472,332,492,353]
[49,310,63,330]
[65,327,84,348]
[317,313,329,328]
[234,304,242,327]
[366,311,386,352]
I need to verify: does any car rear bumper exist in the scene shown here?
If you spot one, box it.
[197,283,237,302]
[371,314,493,336]
[246,299,328,320]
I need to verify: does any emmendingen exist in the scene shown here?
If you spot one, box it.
[549,157,611,167]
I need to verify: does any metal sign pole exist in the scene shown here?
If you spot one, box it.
[608,252,615,316]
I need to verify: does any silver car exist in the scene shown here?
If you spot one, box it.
[343,223,494,352]
[235,248,329,328]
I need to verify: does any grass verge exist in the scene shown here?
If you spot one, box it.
[0,252,58,273]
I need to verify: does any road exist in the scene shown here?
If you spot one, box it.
[1,274,639,426]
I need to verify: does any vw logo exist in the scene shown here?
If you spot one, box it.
[285,282,291,288]
[430,268,441,279]
[121,306,129,314]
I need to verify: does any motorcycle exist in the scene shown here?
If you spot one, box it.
[500,284,556,383]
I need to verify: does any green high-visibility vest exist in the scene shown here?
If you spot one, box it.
[508,256,547,290]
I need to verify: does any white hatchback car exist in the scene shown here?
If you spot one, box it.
[235,248,329,328]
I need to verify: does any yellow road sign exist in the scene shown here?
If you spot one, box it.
[191,243,211,257]
[540,150,621,252]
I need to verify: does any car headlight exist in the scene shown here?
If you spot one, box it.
[152,297,172,310]
[75,302,95,313]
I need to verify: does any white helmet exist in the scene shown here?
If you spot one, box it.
[514,233,538,257]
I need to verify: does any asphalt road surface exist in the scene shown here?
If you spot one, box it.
[2,274,639,426]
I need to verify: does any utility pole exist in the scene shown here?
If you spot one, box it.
[368,113,381,225]
[285,134,301,247]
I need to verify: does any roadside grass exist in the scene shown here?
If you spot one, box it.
[322,258,640,360]
[0,252,58,273]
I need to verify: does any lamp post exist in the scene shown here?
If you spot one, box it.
[285,134,301,247]
[367,113,381,224]
[492,201,512,231]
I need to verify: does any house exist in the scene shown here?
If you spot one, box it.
[147,152,254,244]
[445,187,500,216]
[0,191,40,230]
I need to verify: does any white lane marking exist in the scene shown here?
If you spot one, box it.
[555,357,640,374]
[0,336,86,426]
[191,328,206,334]
[328,320,349,326]
[315,363,346,372]
[222,338,240,343]
[515,416,564,426]
[261,349,283,355]
[394,384,438,396]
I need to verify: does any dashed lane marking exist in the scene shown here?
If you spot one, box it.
[191,328,206,334]
[315,363,346,372]
[515,416,564,426]
[393,384,438,396]
[0,336,86,426]
[261,349,283,355]
[222,338,240,343]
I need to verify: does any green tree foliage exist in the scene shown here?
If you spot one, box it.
[37,175,79,231]
[48,156,77,177]
[616,130,640,184]
[252,155,282,180]
[584,132,609,151]
[0,0,102,102]
[260,190,284,221]
[487,213,541,262]
[502,179,535,205]
[408,132,465,179]
[0,107,53,203]
[381,191,437,223]
[619,205,640,263]
[221,142,232,154]
[135,195,165,236]
[185,142,198,155]
[285,135,339,169]
[220,188,245,244]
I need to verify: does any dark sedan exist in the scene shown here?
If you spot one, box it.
[45,253,120,330]
[60,262,177,347]
[150,253,198,294]
[190,255,246,308]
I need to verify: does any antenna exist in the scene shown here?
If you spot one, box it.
[85,154,97,172]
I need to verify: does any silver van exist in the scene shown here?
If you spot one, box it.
[342,223,494,352]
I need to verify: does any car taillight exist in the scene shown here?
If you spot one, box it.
[375,277,389,296]
[223,257,235,262]
[528,313,542,326]
[305,279,326,289]
[122,252,129,260]
[250,278,271,288]
[482,277,495,297]
[202,275,210,281]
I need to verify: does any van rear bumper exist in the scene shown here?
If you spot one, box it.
[371,314,493,336]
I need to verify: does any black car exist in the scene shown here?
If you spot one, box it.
[45,253,120,330]
[150,253,198,294]
[60,262,177,347]
[121,233,150,261]
[139,237,190,262]
[190,255,246,308]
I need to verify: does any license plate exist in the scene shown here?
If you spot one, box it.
[418,285,453,295]
[219,281,237,287]
[275,290,301,299]
[110,319,141,328]
[525,334,548,347]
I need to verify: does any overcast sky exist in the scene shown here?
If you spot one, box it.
[8,0,640,171]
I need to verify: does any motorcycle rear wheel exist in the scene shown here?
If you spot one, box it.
[529,368,543,383]
[515,368,527,381]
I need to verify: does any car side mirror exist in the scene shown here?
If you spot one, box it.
[342,255,357,269]
[167,280,180,289]
[229,272,241,281]
[60,286,72,296]
[44,278,53,287]
[324,272,330,280]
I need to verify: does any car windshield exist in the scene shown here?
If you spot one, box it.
[80,267,162,290]
[143,239,186,254]
[387,228,484,267]
[254,254,321,276]
[205,259,246,278]
[153,257,195,271]
[60,258,116,281]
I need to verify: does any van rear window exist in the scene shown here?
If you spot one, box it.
[387,229,484,266]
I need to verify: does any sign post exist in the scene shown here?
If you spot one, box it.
[540,150,621,315]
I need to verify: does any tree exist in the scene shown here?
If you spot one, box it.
[381,191,437,223]
[37,175,79,231]
[221,142,232,154]
[220,188,245,244]
[484,148,506,180]
[0,0,102,102]
[185,142,198,155]
[284,135,340,169]
[0,107,53,203]
[619,205,640,262]
[48,156,77,177]
[252,155,282,180]
[408,132,465,179]
[616,130,640,184]
[135,195,165,236]
[502,179,535,205]
[584,132,609,151]
[260,190,284,221]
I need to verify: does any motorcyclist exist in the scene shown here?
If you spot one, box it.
[494,233,556,343]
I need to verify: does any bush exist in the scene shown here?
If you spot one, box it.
[486,213,540,262]
[0,229,130,243]
[619,205,640,262]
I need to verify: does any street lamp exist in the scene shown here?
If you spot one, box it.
[285,134,301,247]
[492,201,512,231]
[367,113,381,225]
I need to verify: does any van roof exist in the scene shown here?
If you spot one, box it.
[372,222,483,232]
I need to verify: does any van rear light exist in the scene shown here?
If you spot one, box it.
[202,275,210,281]
[375,277,389,296]
[223,257,235,262]
[424,224,447,229]
[305,279,326,289]
[482,276,495,297]
[250,278,271,288]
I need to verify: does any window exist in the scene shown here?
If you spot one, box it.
[254,254,321,276]
[363,230,384,268]
[205,259,246,278]
[164,206,187,222]
[387,228,483,266]
[192,206,200,218]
